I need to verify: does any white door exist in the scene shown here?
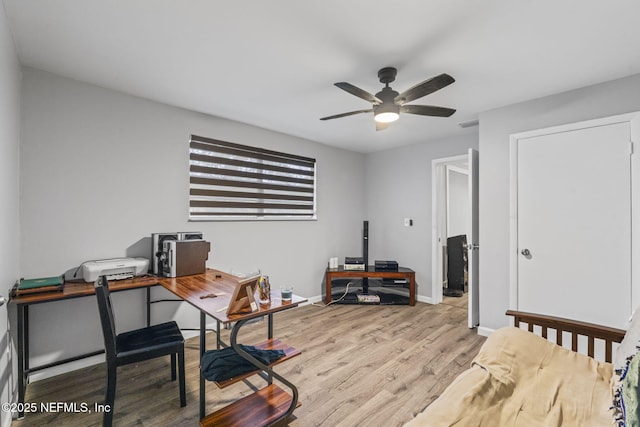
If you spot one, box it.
[468,149,479,328]
[514,121,632,328]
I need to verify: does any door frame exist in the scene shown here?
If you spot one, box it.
[509,111,640,313]
[432,151,478,329]
[432,154,468,305]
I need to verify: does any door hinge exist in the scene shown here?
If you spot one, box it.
[631,141,634,155]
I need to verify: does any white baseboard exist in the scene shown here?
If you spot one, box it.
[416,295,434,304]
[28,321,220,383]
[477,326,495,337]
[29,354,105,383]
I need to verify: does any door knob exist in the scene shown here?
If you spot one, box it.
[521,248,531,256]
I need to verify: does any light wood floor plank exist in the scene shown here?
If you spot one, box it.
[13,301,484,427]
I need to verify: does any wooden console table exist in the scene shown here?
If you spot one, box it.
[324,266,416,305]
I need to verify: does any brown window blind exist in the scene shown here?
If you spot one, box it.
[189,135,317,220]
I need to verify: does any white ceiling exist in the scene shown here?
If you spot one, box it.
[5,1,640,153]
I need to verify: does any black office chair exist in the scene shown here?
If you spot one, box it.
[94,276,186,427]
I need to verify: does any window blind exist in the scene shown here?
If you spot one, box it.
[189,135,317,220]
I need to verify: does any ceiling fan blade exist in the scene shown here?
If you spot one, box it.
[400,104,456,117]
[375,121,389,131]
[395,73,455,104]
[335,82,382,104]
[320,109,373,121]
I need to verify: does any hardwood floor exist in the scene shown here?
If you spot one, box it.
[14,301,485,427]
[442,291,468,309]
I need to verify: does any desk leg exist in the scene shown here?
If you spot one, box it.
[267,314,273,384]
[216,320,221,350]
[17,304,26,419]
[24,305,29,374]
[200,312,206,419]
[231,319,299,423]
[146,287,151,327]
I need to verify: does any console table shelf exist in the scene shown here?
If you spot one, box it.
[325,266,416,306]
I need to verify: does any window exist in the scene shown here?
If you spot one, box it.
[189,135,317,220]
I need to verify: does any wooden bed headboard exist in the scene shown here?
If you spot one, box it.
[506,310,626,363]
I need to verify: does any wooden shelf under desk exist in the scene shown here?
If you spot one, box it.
[199,384,301,427]
[212,338,301,389]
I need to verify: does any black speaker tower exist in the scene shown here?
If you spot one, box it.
[363,221,369,268]
[363,221,369,293]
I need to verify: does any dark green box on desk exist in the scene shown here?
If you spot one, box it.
[16,276,64,295]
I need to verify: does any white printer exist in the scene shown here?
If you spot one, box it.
[81,258,149,282]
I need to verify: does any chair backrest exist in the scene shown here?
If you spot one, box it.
[94,276,118,363]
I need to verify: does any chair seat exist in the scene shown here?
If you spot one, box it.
[116,321,184,364]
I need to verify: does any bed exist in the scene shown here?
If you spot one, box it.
[404,310,639,427]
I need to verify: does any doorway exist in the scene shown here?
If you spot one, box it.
[432,149,479,328]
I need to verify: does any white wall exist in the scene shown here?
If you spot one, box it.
[0,3,21,426]
[19,68,366,377]
[478,72,640,332]
[19,55,640,385]
[364,134,478,301]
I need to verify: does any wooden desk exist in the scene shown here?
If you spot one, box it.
[157,269,306,426]
[9,275,159,419]
[11,270,305,425]
[324,266,416,305]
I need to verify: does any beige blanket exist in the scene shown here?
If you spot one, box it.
[404,327,614,427]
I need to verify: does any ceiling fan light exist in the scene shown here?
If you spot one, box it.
[374,102,400,123]
[374,112,399,123]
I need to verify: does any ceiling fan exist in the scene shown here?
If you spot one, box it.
[320,67,456,131]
